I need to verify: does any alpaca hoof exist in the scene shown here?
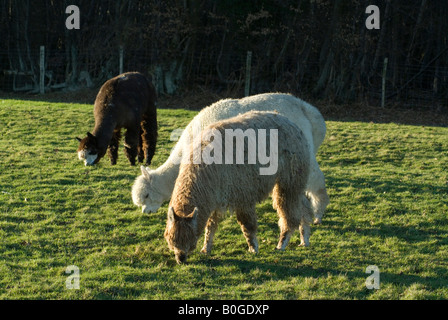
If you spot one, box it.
[298,242,310,248]
[200,247,211,255]
[248,246,258,254]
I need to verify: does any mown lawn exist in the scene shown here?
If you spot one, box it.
[0,98,447,299]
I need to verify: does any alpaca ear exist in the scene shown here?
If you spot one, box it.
[87,132,94,139]
[76,137,82,142]
[141,166,151,180]
[168,207,179,223]
[168,207,174,222]
[189,207,199,229]
[190,207,199,220]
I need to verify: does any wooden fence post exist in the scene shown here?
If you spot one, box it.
[381,57,388,108]
[119,46,124,75]
[245,51,252,97]
[39,46,45,94]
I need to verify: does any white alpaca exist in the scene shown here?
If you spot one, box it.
[164,111,313,264]
[132,93,329,223]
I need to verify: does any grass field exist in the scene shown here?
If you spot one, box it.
[0,98,447,300]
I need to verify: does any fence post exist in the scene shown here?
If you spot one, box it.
[245,51,252,97]
[381,57,388,108]
[39,46,45,94]
[119,45,124,75]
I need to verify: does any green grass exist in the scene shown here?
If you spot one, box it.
[1,98,447,300]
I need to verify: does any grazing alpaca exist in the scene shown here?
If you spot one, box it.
[132,93,329,224]
[77,72,157,166]
[164,111,313,264]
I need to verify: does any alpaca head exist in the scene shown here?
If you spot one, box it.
[132,166,165,213]
[77,132,99,166]
[164,206,199,264]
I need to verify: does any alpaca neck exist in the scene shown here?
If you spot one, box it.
[92,120,116,154]
[155,130,196,201]
[173,165,217,237]
[155,159,180,202]
[195,204,214,238]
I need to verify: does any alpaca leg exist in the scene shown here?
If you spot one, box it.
[137,129,144,163]
[108,129,121,165]
[200,211,221,254]
[276,217,300,250]
[299,195,313,247]
[306,158,330,225]
[124,129,139,166]
[273,185,301,251]
[299,223,311,247]
[141,114,157,166]
[235,207,258,254]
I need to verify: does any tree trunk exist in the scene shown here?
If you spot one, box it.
[405,0,427,66]
[313,0,342,96]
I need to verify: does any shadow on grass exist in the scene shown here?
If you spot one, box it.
[326,174,448,196]
[323,218,447,246]
[324,173,448,240]
[202,256,445,293]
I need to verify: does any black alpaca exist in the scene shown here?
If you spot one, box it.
[77,72,157,166]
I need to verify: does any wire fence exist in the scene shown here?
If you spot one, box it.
[1,45,447,111]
